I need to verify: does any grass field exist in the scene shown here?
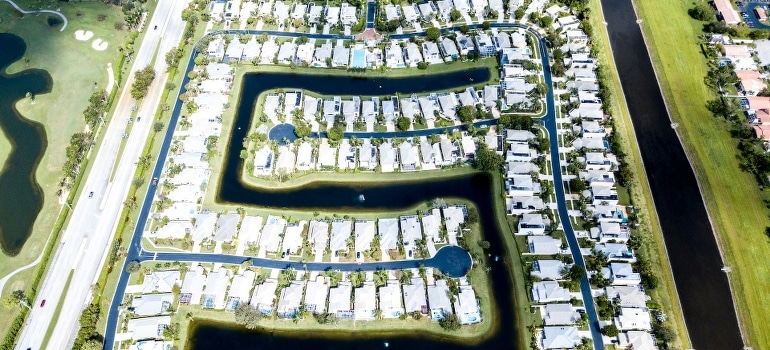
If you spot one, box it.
[633,0,770,348]
[0,0,128,333]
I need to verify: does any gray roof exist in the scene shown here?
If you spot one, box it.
[131,293,174,316]
[215,213,240,241]
[427,279,453,318]
[402,277,427,313]
[333,45,350,66]
[542,326,581,349]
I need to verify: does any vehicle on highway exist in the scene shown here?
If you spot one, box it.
[137,116,141,122]
[154,25,158,30]
[88,191,94,198]
[40,299,46,307]
[152,177,158,186]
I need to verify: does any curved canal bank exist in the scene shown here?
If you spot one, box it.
[600,0,743,348]
[0,33,50,256]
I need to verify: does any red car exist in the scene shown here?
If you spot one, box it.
[40,299,46,307]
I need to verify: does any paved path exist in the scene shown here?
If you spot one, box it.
[0,248,44,295]
[104,22,605,350]
[105,63,115,93]
[2,0,68,32]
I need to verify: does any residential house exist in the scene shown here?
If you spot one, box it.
[131,293,174,316]
[304,276,330,314]
[386,41,405,68]
[361,98,378,124]
[605,285,650,309]
[282,222,305,255]
[207,36,225,61]
[273,1,290,22]
[330,220,353,252]
[531,281,571,303]
[384,4,402,21]
[440,138,461,164]
[332,43,350,67]
[303,95,320,122]
[379,142,399,172]
[403,277,427,314]
[541,326,581,349]
[379,281,405,318]
[358,141,378,170]
[277,42,297,64]
[307,4,324,24]
[417,96,438,121]
[142,270,180,294]
[580,170,615,188]
[507,196,545,215]
[543,303,580,326]
[454,285,481,325]
[250,278,278,315]
[354,282,377,320]
[531,260,566,281]
[457,87,479,106]
[382,96,398,122]
[191,212,217,241]
[127,316,170,341]
[483,85,500,109]
[418,1,436,21]
[737,70,766,95]
[435,0,453,20]
[337,140,356,169]
[313,41,333,66]
[714,0,740,24]
[505,175,539,197]
[259,215,287,253]
[403,3,420,22]
[591,186,619,207]
[399,141,420,171]
[224,39,245,63]
[528,236,562,255]
[259,40,279,64]
[317,142,337,169]
[595,243,635,262]
[277,281,305,318]
[584,152,613,171]
[456,34,475,56]
[421,208,442,242]
[595,221,629,243]
[427,279,453,320]
[494,31,511,50]
[201,267,231,309]
[214,213,240,242]
[340,3,358,25]
[442,205,466,235]
[518,214,548,235]
[440,37,460,60]
[295,142,315,171]
[422,41,443,64]
[308,220,330,251]
[608,262,642,286]
[400,215,423,251]
[354,220,376,253]
[614,307,652,331]
[295,43,315,64]
[291,3,307,20]
[506,162,539,177]
[275,145,296,174]
[379,218,400,251]
[404,42,424,67]
[420,140,443,167]
[618,331,658,350]
[452,0,470,13]
[438,94,458,120]
[226,270,256,311]
[329,281,353,318]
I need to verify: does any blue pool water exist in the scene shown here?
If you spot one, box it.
[352,49,366,68]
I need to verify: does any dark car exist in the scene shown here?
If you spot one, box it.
[154,25,158,30]
[88,191,94,198]
[356,252,361,259]
[152,177,159,186]
[40,299,46,307]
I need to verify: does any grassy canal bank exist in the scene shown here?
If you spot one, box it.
[634,0,770,348]
[588,0,692,349]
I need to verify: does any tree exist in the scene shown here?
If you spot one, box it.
[466,207,479,224]
[482,21,490,30]
[563,264,586,281]
[498,114,533,130]
[81,339,104,350]
[479,240,490,249]
[599,323,619,336]
[130,65,156,100]
[458,105,477,123]
[154,121,165,132]
[569,178,587,193]
[459,24,470,34]
[396,116,411,131]
[165,47,182,68]
[294,123,311,138]
[426,27,441,41]
[126,260,141,273]
[234,303,263,329]
[439,313,461,331]
[417,61,428,70]
[473,144,503,172]
[327,124,344,142]
[653,323,677,343]
[2,290,25,309]
[688,3,716,21]
[296,36,310,45]
[450,9,462,21]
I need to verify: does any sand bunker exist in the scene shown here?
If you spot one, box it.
[91,38,108,51]
[74,29,93,41]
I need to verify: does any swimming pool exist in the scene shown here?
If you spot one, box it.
[351,49,366,68]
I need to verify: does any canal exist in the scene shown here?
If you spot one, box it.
[600,0,744,348]
[0,33,50,256]
[189,70,522,349]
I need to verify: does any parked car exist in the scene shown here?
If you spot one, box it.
[152,177,158,186]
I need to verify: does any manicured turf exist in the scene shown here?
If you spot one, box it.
[589,0,692,348]
[635,0,770,348]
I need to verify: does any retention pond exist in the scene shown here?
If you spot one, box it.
[189,69,521,349]
[0,33,51,256]
[600,0,744,348]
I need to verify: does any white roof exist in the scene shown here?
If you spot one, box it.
[379,218,400,250]
[250,278,278,313]
[421,208,442,242]
[427,279,453,318]
[605,286,649,308]
[309,220,330,250]
[229,270,256,301]
[354,282,376,319]
[328,281,352,314]
[442,205,466,234]
[131,293,174,316]
[260,215,287,252]
[277,281,305,315]
[532,260,565,280]
[330,220,353,251]
[142,270,180,294]
[378,281,404,317]
[399,215,423,247]
[542,326,581,349]
[543,303,579,325]
[202,267,232,309]
[127,316,171,341]
[238,215,264,244]
[615,307,652,331]
[402,277,427,314]
[354,220,376,252]
[191,212,217,241]
[531,281,570,303]
[282,222,305,253]
[303,276,330,313]
[214,213,240,241]
[180,266,207,305]
[454,285,481,324]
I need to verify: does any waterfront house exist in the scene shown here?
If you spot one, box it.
[422,41,443,64]
[379,218,400,251]
[201,267,231,310]
[274,145,293,173]
[570,102,604,120]
[361,99,377,124]
[400,215,424,252]
[608,262,642,286]
[518,213,548,235]
[618,331,658,350]
[295,43,315,65]
[302,95,319,121]
[531,260,566,281]
[313,41,333,67]
[277,281,305,318]
[583,152,613,171]
[379,142,399,173]
[506,144,536,163]
[282,222,305,255]
[483,85,500,109]
[379,281,405,318]
[277,42,297,64]
[454,285,481,325]
[531,281,571,303]
[417,96,438,121]
[595,243,636,262]
[475,33,496,56]
[131,293,174,316]
[403,277,427,314]
[401,96,421,121]
[330,220,353,252]
[528,236,562,255]
[508,196,545,215]
[328,281,353,318]
[333,43,350,67]
[317,142,337,169]
[604,285,650,309]
[442,205,466,235]
[399,141,420,171]
[543,303,580,326]
[506,162,539,177]
[308,220,330,252]
[505,175,539,197]
[541,326,581,349]
[440,37,460,60]
[596,221,629,243]
[386,41,405,68]
[427,279,453,320]
[127,316,170,341]
[296,142,315,171]
[591,185,619,207]
[259,40,279,64]
[224,39,244,63]
[440,138,460,164]
[252,144,274,176]
[214,213,240,243]
[226,270,256,311]
[338,140,357,169]
[404,43,424,67]
[191,212,217,241]
[354,282,377,320]
[354,220,376,253]
[250,278,278,315]
[259,215,287,253]
[614,307,652,331]
[421,208,442,242]
[304,276,330,314]
[382,96,399,122]
[455,34,475,56]
[420,140,442,168]
[142,270,180,294]
[580,170,615,188]
[358,141,378,170]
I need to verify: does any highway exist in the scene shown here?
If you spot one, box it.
[99,23,605,350]
[14,0,188,349]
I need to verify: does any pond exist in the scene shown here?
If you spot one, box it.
[188,70,522,349]
[0,33,51,256]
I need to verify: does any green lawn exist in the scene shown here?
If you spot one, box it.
[589,0,691,349]
[634,0,770,348]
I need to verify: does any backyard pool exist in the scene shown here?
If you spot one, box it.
[351,49,366,68]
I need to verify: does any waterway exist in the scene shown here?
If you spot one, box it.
[600,0,744,348]
[189,71,520,349]
[0,33,50,256]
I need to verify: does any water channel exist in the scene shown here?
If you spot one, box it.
[0,33,50,256]
[188,70,522,349]
[600,0,744,348]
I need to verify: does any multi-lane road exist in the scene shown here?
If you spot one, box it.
[15,1,188,349]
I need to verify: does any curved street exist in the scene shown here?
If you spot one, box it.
[104,23,604,350]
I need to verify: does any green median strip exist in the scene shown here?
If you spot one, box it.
[40,270,74,350]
